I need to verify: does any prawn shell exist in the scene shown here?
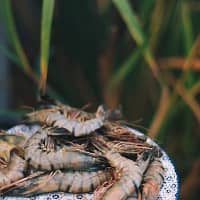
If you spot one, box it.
[26,103,107,137]
[92,135,153,200]
[3,169,113,196]
[25,128,105,171]
[142,158,165,200]
[0,153,27,187]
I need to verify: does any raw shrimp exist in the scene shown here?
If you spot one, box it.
[24,127,105,171]
[142,158,165,200]
[3,169,113,196]
[103,122,147,143]
[92,135,153,200]
[26,104,107,137]
[0,137,24,165]
[0,153,27,187]
[0,130,26,147]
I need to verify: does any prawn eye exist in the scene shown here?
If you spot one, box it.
[142,151,150,161]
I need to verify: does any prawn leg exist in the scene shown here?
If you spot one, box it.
[92,135,153,200]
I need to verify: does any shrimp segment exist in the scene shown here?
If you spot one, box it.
[142,158,165,200]
[3,169,113,196]
[92,135,153,200]
[0,153,26,187]
[25,128,105,171]
[45,112,105,137]
[26,103,107,137]
[0,131,26,164]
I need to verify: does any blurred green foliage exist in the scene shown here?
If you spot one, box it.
[0,0,200,199]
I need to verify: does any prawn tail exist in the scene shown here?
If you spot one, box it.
[1,172,52,197]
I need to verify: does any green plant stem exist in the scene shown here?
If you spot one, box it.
[112,0,161,82]
[40,0,55,94]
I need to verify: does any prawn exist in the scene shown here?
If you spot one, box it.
[24,127,106,171]
[100,122,148,147]
[142,158,165,200]
[0,130,26,147]
[26,104,107,137]
[0,153,27,187]
[92,135,153,200]
[0,135,25,166]
[3,169,113,196]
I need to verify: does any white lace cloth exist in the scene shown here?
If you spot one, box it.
[0,125,179,200]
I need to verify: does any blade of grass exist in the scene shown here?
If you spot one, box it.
[181,1,194,53]
[148,0,165,51]
[148,86,171,138]
[112,0,160,80]
[153,72,200,140]
[0,0,62,102]
[167,74,200,123]
[159,77,200,143]
[180,35,200,74]
[113,0,200,139]
[158,57,200,71]
[178,89,200,122]
[172,36,200,122]
[191,81,200,96]
[39,0,55,94]
[112,0,174,139]
[156,72,200,141]
[180,0,195,93]
[108,47,142,90]
[150,35,200,138]
[0,43,21,66]
[159,34,200,74]
[0,0,35,80]
[112,0,144,45]
[0,42,64,102]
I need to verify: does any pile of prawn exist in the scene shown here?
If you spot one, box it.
[0,97,165,200]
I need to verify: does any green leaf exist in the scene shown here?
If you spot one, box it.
[108,48,142,90]
[0,0,35,79]
[112,0,145,46]
[40,0,55,94]
[180,1,195,89]
[0,43,20,66]
[181,1,194,53]
[112,0,160,82]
